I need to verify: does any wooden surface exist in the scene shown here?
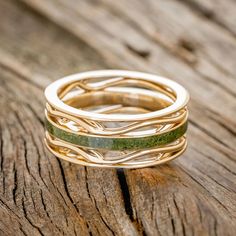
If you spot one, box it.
[0,0,236,235]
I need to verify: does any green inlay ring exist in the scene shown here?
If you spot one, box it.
[45,119,188,151]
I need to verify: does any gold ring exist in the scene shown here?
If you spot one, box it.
[44,70,190,168]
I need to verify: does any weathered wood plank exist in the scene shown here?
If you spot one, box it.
[0,0,235,235]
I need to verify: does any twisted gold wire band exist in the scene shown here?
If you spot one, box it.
[44,70,189,168]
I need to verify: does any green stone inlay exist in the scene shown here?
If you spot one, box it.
[45,119,187,151]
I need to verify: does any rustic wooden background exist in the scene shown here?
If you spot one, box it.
[0,0,236,235]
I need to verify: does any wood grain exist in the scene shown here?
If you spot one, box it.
[0,0,235,235]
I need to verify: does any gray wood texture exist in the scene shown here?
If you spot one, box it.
[0,0,235,235]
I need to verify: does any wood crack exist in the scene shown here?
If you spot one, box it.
[56,159,84,224]
[22,139,30,175]
[84,168,116,235]
[51,160,72,209]
[116,169,146,235]
[93,197,115,236]
[0,198,21,220]
[39,189,64,235]
[172,195,187,236]
[22,189,44,235]
[0,126,4,172]
[167,207,176,235]
[12,163,18,205]
[116,169,134,221]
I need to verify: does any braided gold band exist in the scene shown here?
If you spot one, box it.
[44,70,189,168]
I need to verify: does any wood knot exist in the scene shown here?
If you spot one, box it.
[125,43,151,59]
[177,38,198,65]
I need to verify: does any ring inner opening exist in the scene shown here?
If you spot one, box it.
[58,76,176,116]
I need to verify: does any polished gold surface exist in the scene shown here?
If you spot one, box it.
[44,70,189,168]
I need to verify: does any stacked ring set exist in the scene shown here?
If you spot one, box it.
[44,70,189,168]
